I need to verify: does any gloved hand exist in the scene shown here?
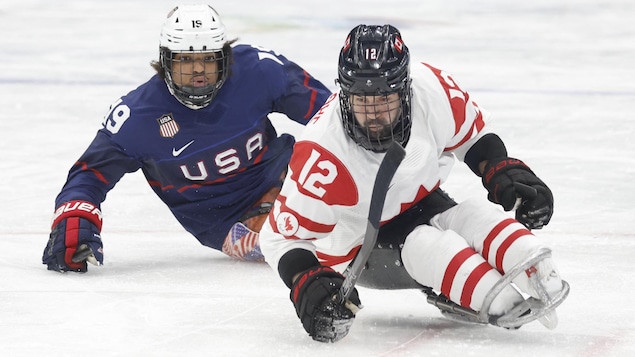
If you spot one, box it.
[290,266,362,342]
[482,157,554,229]
[42,200,104,272]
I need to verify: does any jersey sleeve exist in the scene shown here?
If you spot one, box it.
[423,63,492,162]
[264,52,332,124]
[54,130,142,208]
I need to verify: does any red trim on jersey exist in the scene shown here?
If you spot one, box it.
[451,92,468,135]
[276,194,335,235]
[422,63,468,135]
[147,180,174,190]
[421,63,485,152]
[392,182,441,222]
[443,110,485,152]
[302,70,319,120]
[267,210,280,233]
[75,161,109,185]
[317,245,361,267]
[309,93,337,125]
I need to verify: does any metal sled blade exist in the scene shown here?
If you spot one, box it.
[439,310,485,325]
[423,288,486,325]
[492,280,569,329]
[479,248,552,322]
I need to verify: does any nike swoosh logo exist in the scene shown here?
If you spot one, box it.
[172,140,195,157]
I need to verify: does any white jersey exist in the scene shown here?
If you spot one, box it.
[260,62,491,271]
[260,62,567,320]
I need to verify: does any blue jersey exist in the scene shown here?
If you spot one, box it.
[55,44,332,250]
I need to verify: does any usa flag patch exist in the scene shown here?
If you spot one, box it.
[222,222,264,261]
[157,114,179,138]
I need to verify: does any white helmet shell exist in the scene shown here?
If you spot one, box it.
[158,4,230,109]
[160,4,226,52]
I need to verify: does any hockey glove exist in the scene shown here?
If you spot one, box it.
[42,200,104,272]
[290,266,362,343]
[482,157,554,229]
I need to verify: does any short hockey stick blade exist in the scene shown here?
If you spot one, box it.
[338,142,406,303]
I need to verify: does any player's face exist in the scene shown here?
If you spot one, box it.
[171,52,220,88]
[351,93,401,138]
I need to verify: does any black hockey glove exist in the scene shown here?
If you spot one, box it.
[42,200,104,272]
[482,157,554,229]
[290,266,362,343]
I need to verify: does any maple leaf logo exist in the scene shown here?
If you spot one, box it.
[276,212,299,236]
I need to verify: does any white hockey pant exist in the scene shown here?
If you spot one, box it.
[400,198,564,317]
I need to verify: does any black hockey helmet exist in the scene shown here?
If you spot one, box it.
[337,24,412,152]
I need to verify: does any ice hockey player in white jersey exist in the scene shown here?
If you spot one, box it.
[259,24,569,342]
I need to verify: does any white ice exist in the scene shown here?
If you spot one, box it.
[1,0,634,356]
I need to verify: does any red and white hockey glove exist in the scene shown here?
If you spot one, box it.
[482,157,554,229]
[291,266,362,343]
[42,200,104,272]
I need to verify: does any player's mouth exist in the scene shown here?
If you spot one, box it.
[366,121,386,132]
[191,76,208,87]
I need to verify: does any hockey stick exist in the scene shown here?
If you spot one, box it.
[338,142,406,304]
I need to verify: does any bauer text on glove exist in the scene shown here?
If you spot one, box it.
[42,200,104,272]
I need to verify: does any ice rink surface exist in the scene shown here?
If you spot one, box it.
[1,0,634,356]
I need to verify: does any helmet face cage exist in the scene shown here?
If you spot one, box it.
[337,25,412,152]
[159,4,229,109]
[160,47,229,108]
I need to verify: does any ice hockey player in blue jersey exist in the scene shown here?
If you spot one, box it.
[42,4,332,272]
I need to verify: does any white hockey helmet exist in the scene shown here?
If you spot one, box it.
[159,4,230,109]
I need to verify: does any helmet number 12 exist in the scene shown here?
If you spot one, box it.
[365,48,378,60]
